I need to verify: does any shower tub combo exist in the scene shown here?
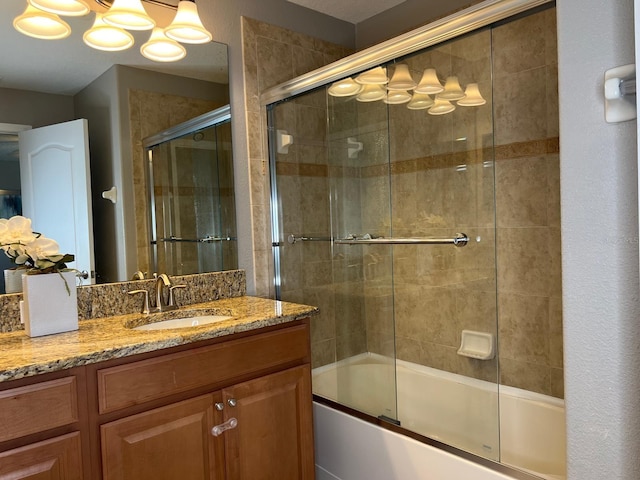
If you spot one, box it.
[264,0,564,478]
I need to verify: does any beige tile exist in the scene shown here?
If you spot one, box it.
[498,292,549,365]
[312,339,336,368]
[499,358,551,396]
[549,295,564,368]
[493,67,548,145]
[496,155,548,227]
[492,9,548,76]
[257,37,294,92]
[497,227,551,296]
[547,154,561,228]
[550,367,564,399]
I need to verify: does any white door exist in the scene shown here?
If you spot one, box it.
[19,119,95,284]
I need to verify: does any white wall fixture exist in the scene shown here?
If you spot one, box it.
[604,63,636,123]
[347,137,363,158]
[102,186,118,204]
[276,129,293,154]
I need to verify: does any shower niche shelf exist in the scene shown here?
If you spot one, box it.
[457,330,495,360]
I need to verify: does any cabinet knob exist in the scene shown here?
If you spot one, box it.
[227,398,237,407]
[215,402,224,411]
[211,417,238,437]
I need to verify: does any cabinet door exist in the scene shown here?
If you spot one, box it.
[223,365,314,480]
[0,432,83,480]
[101,394,224,480]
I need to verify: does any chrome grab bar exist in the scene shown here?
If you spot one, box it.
[334,233,468,247]
[286,233,468,247]
[287,234,333,244]
[152,235,237,244]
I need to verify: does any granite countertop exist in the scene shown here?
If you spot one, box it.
[0,296,318,383]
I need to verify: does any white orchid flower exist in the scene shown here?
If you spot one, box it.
[0,216,36,246]
[24,236,60,262]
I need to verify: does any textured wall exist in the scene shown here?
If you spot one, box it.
[557,0,640,478]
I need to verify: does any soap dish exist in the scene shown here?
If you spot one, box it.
[457,330,495,360]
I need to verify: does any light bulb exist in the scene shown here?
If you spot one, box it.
[141,27,187,62]
[328,78,363,97]
[103,0,155,31]
[28,0,90,16]
[84,12,134,51]
[13,4,71,40]
[457,83,487,106]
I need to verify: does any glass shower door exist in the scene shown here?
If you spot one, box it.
[147,118,238,276]
[268,87,400,422]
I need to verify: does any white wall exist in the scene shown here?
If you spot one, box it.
[556,0,640,478]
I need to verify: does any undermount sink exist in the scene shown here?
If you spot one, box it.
[133,314,233,331]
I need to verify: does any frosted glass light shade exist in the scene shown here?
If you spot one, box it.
[407,92,435,110]
[457,83,487,106]
[141,27,187,62]
[13,5,71,40]
[414,68,444,94]
[29,0,90,16]
[384,90,412,104]
[103,0,155,30]
[165,0,212,44]
[437,76,465,101]
[84,12,134,51]
[328,78,363,97]
[356,84,386,102]
[428,98,456,115]
[355,66,388,85]
[387,64,416,91]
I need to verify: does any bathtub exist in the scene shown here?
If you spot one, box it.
[313,354,566,480]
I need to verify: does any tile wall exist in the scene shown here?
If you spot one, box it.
[254,7,561,397]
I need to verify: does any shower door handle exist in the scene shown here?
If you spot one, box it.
[334,232,469,247]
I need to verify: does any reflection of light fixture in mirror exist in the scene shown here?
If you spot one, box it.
[356,84,386,102]
[407,92,435,110]
[384,90,412,104]
[328,78,363,97]
[83,12,134,51]
[437,76,465,100]
[428,98,456,115]
[28,0,89,16]
[141,27,187,62]
[355,67,388,85]
[165,0,212,44]
[13,4,71,39]
[102,0,155,30]
[387,64,416,91]
[414,68,444,94]
[457,83,487,106]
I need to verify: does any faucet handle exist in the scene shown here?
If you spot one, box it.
[168,284,186,307]
[128,289,150,314]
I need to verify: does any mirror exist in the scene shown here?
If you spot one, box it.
[0,0,231,292]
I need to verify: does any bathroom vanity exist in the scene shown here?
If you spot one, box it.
[0,295,317,479]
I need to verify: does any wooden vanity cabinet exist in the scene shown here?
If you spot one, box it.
[95,320,315,480]
[0,369,89,480]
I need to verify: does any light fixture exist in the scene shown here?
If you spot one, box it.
[355,67,388,85]
[13,4,71,39]
[356,84,387,102]
[428,98,456,115]
[102,0,155,31]
[328,78,363,97]
[387,64,416,91]
[83,12,134,51]
[437,76,465,101]
[457,83,487,106]
[140,27,187,62]
[384,90,412,104]
[28,0,90,16]
[414,68,444,94]
[165,0,212,44]
[407,92,435,110]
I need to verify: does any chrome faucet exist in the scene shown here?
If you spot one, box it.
[155,273,174,312]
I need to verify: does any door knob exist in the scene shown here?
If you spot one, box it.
[227,398,237,407]
[215,402,224,411]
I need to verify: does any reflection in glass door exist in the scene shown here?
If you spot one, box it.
[145,108,237,276]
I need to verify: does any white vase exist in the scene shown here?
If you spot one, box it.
[4,269,24,294]
[21,271,78,337]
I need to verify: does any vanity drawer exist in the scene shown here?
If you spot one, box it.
[97,323,310,414]
[0,377,79,443]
